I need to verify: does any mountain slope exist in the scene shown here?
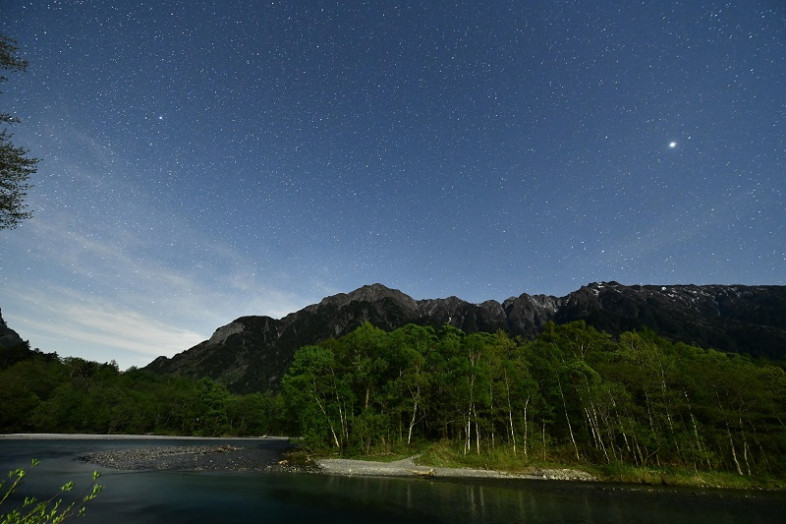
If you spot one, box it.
[145,282,786,393]
[0,308,24,348]
[0,307,31,370]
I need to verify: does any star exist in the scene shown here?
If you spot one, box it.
[669,141,677,149]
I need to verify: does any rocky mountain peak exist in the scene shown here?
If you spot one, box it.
[208,321,246,345]
[316,283,418,311]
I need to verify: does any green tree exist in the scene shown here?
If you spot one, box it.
[427,324,467,441]
[340,322,389,412]
[0,34,36,230]
[490,331,538,456]
[0,460,102,524]
[282,344,352,449]
[388,324,436,446]
[0,357,62,431]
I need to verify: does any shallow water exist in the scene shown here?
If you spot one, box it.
[1,439,784,523]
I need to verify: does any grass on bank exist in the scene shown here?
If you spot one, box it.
[419,440,786,490]
[295,439,786,491]
[588,462,786,491]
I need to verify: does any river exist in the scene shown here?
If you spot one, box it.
[1,438,783,523]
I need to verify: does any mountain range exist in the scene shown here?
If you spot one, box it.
[145,282,786,393]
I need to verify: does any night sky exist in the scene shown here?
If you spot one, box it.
[2,1,784,369]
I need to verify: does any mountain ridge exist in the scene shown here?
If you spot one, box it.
[145,282,786,393]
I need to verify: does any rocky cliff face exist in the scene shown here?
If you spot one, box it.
[0,308,24,348]
[145,282,786,393]
[0,308,31,370]
[555,282,786,357]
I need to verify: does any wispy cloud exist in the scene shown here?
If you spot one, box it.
[2,124,323,369]
[9,289,205,357]
[4,208,313,368]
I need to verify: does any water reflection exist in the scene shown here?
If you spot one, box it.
[2,440,784,523]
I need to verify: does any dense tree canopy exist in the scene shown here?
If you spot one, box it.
[0,34,36,230]
[2,320,785,479]
[279,321,786,476]
[0,345,277,437]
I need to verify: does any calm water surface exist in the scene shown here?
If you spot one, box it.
[1,439,783,523]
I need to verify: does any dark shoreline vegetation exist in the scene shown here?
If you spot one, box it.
[2,321,786,490]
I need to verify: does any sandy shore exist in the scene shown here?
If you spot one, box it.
[315,455,597,482]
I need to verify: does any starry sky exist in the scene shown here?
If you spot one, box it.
[1,1,784,369]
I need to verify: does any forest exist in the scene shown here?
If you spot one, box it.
[0,347,275,437]
[2,321,785,479]
[279,321,786,477]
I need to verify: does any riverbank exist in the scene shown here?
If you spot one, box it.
[0,433,290,441]
[1,434,592,481]
[73,443,592,481]
[5,439,784,524]
[5,434,782,489]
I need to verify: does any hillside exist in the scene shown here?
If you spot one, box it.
[145,282,786,393]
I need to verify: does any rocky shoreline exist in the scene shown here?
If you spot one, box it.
[0,433,290,441]
[79,445,594,481]
[81,445,264,472]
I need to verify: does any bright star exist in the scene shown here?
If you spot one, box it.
[669,141,677,149]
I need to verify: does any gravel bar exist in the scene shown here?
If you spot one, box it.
[81,444,300,473]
